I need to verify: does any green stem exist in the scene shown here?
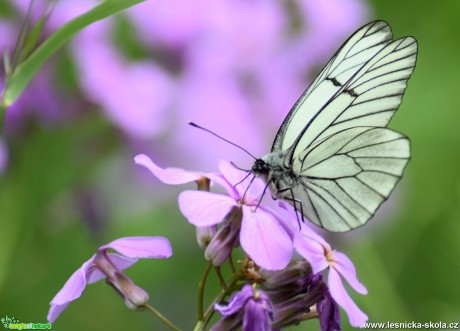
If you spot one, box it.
[194,272,242,331]
[228,254,236,273]
[214,267,226,290]
[0,101,6,132]
[198,261,213,321]
[143,303,182,331]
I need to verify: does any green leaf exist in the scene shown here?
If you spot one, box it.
[2,0,145,107]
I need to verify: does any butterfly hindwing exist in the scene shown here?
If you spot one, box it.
[293,127,410,232]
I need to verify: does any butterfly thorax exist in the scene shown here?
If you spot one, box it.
[252,151,297,195]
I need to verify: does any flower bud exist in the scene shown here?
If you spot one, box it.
[196,225,218,248]
[205,206,242,266]
[93,249,149,310]
[116,275,150,310]
[259,261,340,330]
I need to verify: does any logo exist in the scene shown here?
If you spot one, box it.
[1,316,52,330]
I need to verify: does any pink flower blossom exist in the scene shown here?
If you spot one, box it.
[179,160,294,270]
[30,0,368,171]
[294,226,368,327]
[0,138,7,175]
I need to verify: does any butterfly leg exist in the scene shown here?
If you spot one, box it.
[277,187,304,229]
[254,179,272,211]
[233,170,253,189]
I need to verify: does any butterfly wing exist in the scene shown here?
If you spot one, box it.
[268,21,417,231]
[292,127,410,232]
[272,21,417,161]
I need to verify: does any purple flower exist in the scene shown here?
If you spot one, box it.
[135,154,222,248]
[70,36,174,139]
[212,284,273,331]
[42,0,368,172]
[134,153,206,185]
[47,236,172,323]
[318,292,342,331]
[0,138,7,175]
[294,227,368,327]
[260,262,341,330]
[179,160,293,270]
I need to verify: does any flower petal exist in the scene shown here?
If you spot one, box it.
[50,257,95,306]
[217,160,266,201]
[47,303,70,324]
[134,154,202,184]
[215,284,253,315]
[100,236,173,259]
[217,160,249,189]
[333,251,367,295]
[240,207,292,270]
[317,293,342,331]
[47,256,97,322]
[178,190,236,226]
[293,232,329,274]
[328,268,368,328]
[243,298,272,331]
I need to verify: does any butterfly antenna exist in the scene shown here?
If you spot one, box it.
[188,122,257,160]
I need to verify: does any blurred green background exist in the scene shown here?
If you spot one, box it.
[1,0,459,330]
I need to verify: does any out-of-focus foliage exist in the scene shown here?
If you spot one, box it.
[0,0,459,330]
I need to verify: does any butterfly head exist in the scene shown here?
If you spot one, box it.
[251,158,270,178]
[252,151,288,181]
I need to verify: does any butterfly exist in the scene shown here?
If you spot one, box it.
[251,21,417,232]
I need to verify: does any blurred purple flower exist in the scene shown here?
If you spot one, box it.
[31,0,368,170]
[212,284,273,331]
[0,138,7,175]
[179,160,293,270]
[47,236,172,323]
[294,227,368,327]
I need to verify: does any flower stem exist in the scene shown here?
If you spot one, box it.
[228,254,236,273]
[214,266,226,289]
[143,303,182,331]
[194,271,242,331]
[0,101,6,132]
[198,261,213,321]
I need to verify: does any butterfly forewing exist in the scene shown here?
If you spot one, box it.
[289,34,416,161]
[272,21,394,153]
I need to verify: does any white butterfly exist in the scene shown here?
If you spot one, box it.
[252,21,417,232]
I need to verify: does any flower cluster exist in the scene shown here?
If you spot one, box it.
[47,156,369,330]
[135,154,369,329]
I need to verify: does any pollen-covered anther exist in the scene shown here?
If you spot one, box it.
[239,258,261,281]
[324,247,336,265]
[195,176,211,191]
